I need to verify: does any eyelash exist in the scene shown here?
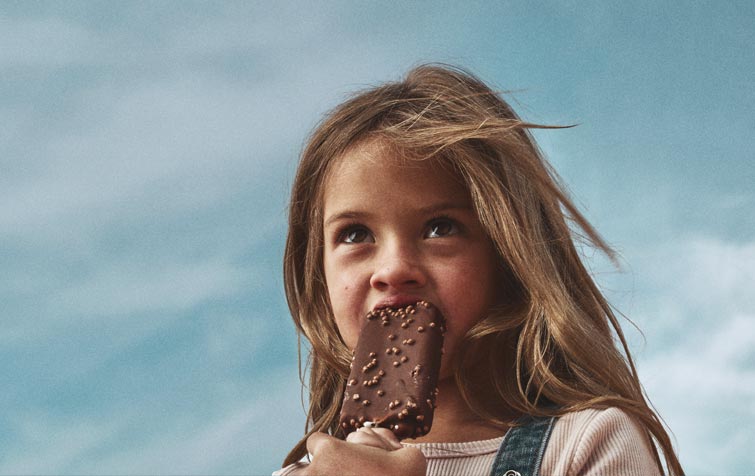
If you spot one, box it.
[335,215,461,244]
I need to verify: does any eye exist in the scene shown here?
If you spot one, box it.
[425,218,460,238]
[338,226,374,244]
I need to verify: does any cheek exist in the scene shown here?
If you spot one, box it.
[440,257,498,340]
[326,271,357,310]
[333,314,361,350]
[325,265,362,349]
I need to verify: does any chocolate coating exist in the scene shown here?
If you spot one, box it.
[339,301,445,439]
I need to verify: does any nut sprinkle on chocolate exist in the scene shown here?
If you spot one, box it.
[338,301,446,439]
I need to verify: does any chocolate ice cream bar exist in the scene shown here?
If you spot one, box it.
[339,301,446,439]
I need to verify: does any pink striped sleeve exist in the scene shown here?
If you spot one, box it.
[542,407,662,476]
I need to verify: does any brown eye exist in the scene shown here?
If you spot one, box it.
[425,219,459,238]
[340,227,373,244]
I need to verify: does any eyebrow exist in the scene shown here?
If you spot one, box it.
[323,211,372,229]
[323,201,472,229]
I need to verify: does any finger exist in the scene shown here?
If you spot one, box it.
[370,427,403,450]
[346,427,396,450]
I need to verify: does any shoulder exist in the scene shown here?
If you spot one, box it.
[542,407,662,476]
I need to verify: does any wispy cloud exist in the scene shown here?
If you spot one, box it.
[632,237,755,473]
[635,237,755,330]
[50,257,251,318]
[0,369,304,475]
[0,411,125,474]
[67,374,304,475]
[1,77,288,234]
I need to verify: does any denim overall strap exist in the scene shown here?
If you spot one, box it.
[489,416,557,476]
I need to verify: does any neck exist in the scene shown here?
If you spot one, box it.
[402,377,508,444]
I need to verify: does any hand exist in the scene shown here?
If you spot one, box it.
[345,426,403,450]
[287,429,426,476]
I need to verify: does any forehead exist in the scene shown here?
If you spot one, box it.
[322,142,469,214]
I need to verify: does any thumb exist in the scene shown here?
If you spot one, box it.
[369,427,403,450]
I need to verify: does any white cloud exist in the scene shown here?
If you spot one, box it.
[630,237,755,473]
[640,313,755,473]
[634,237,755,333]
[641,313,755,398]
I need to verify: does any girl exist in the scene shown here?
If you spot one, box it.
[276,64,683,476]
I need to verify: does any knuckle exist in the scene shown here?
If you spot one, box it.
[307,432,339,455]
[317,437,338,452]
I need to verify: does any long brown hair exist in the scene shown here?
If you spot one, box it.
[282,64,682,474]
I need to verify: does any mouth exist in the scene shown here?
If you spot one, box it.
[372,295,427,312]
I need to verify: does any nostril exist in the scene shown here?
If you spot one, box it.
[370,260,426,290]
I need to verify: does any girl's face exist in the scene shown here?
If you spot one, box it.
[322,143,500,376]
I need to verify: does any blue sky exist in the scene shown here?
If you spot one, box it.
[1,1,753,474]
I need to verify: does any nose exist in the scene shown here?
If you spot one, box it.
[369,242,427,291]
